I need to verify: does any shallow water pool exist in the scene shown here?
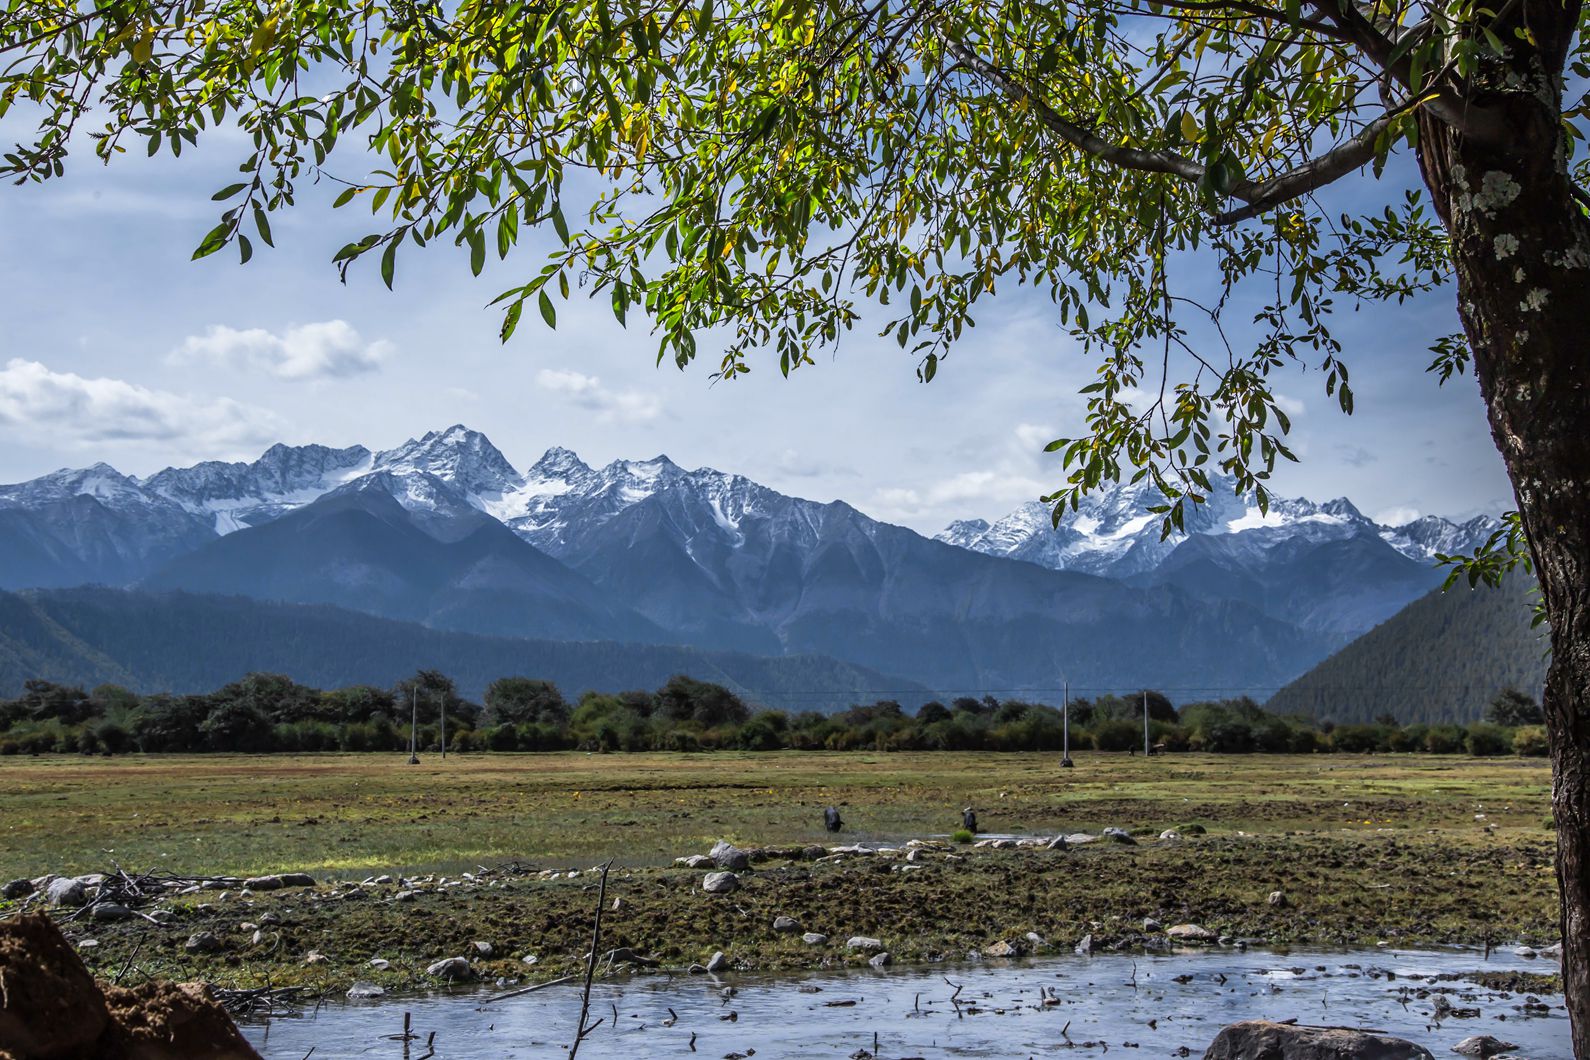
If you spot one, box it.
[242,946,1570,1058]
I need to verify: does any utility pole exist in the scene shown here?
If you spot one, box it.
[408,686,419,765]
[1061,679,1073,768]
[1142,689,1151,757]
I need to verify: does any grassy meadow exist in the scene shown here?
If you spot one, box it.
[0,750,1553,879]
[0,751,1561,993]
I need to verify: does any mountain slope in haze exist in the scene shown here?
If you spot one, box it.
[1266,574,1546,724]
[0,465,215,589]
[142,488,664,643]
[0,588,925,710]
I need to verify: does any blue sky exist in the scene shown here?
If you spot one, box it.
[0,132,1514,533]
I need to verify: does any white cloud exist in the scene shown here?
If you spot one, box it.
[0,359,283,452]
[1373,505,1422,527]
[171,320,391,380]
[871,470,1047,523]
[535,368,662,424]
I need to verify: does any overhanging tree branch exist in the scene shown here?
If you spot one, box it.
[945,37,1402,225]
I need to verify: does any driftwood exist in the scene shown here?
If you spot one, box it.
[566,859,614,1060]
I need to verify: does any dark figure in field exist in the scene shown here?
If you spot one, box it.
[824,806,843,833]
[962,807,978,835]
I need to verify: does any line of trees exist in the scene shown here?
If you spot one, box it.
[0,672,1551,759]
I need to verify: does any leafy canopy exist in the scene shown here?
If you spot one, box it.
[4,0,1585,555]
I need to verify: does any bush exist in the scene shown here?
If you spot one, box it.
[1200,721,1255,753]
[951,829,975,844]
[1424,724,1467,754]
[1330,724,1390,753]
[1465,722,1511,757]
[1091,719,1142,752]
[1513,725,1550,756]
[93,720,132,755]
[1387,724,1428,753]
[0,740,17,756]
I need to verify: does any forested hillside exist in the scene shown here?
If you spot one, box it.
[0,588,920,710]
[1266,575,1546,724]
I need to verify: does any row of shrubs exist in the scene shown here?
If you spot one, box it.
[0,673,1553,757]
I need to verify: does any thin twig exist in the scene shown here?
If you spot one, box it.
[479,974,578,1005]
[567,859,615,1060]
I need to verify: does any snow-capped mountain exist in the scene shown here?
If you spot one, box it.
[937,479,1500,576]
[0,426,1502,692]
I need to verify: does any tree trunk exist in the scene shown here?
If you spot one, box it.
[1416,28,1590,1051]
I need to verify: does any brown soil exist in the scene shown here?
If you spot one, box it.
[0,914,258,1060]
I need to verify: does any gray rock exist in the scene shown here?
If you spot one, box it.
[1167,923,1219,942]
[683,854,714,869]
[1539,942,1563,958]
[426,957,474,980]
[846,936,883,951]
[773,915,800,933]
[1025,931,1046,947]
[346,982,385,999]
[2,878,34,899]
[688,963,708,974]
[472,940,495,958]
[1102,827,1137,845]
[185,932,223,954]
[243,875,284,891]
[1512,945,1536,958]
[46,878,86,908]
[147,910,177,924]
[281,872,316,887]
[802,933,828,945]
[1159,829,1183,841]
[1143,918,1163,933]
[706,950,728,974]
[369,958,391,970]
[1451,1036,1518,1058]
[1075,933,1097,955]
[868,951,892,968]
[702,871,739,894]
[1204,1020,1434,1060]
[1046,835,1069,851]
[709,840,751,871]
[984,940,1022,958]
[90,902,133,922]
[1268,890,1288,908]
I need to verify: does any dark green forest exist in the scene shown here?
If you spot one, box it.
[1268,574,1546,724]
[0,669,1549,758]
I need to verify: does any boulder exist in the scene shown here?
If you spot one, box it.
[984,940,1022,959]
[1046,835,1070,851]
[1102,827,1137,845]
[1268,891,1289,908]
[346,982,385,999]
[709,840,751,871]
[45,878,87,908]
[1160,829,1184,841]
[1450,1036,1518,1058]
[1074,933,1098,955]
[802,933,828,945]
[773,916,800,933]
[0,913,260,1059]
[1,879,34,900]
[278,873,316,888]
[706,951,728,974]
[868,951,892,968]
[426,957,474,981]
[1143,918,1163,933]
[1203,1020,1434,1060]
[1539,942,1563,958]
[1167,923,1219,942]
[683,854,714,869]
[702,871,739,894]
[471,941,495,959]
[184,932,223,954]
[846,936,883,952]
[242,875,284,891]
[91,903,133,922]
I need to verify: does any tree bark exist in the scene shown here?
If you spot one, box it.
[1416,15,1590,1050]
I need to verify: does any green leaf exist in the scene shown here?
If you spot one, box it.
[538,290,557,328]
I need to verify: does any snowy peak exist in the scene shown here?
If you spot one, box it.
[937,476,1499,575]
[0,463,149,507]
[373,425,523,497]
